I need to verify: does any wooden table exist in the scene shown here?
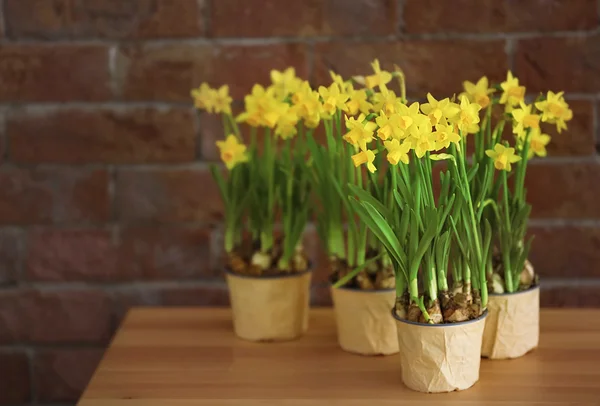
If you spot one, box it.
[79,308,600,405]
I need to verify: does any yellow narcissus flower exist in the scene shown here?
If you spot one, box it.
[211,85,233,114]
[292,81,322,128]
[319,83,349,118]
[270,67,302,100]
[432,121,460,150]
[453,96,481,134]
[216,135,248,170]
[330,71,347,91]
[511,102,540,138]
[275,105,299,140]
[460,76,494,109]
[526,128,551,158]
[236,84,279,127]
[375,111,404,141]
[351,149,377,173]
[485,143,521,171]
[499,71,526,108]
[420,93,460,126]
[413,132,437,158]
[344,114,377,151]
[191,83,215,112]
[384,138,411,165]
[345,84,373,116]
[365,59,392,90]
[371,88,401,116]
[534,91,573,133]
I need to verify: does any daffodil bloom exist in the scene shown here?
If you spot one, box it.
[330,71,347,91]
[236,84,281,127]
[292,82,322,128]
[485,143,521,171]
[453,96,481,134]
[420,93,460,126]
[414,132,437,158]
[511,102,540,138]
[365,59,392,90]
[460,76,494,109]
[270,67,302,100]
[345,84,373,116]
[216,135,248,170]
[534,91,573,133]
[432,121,460,150]
[351,149,377,173]
[525,128,551,158]
[375,111,404,141]
[371,88,401,116]
[191,83,215,112]
[211,85,233,114]
[384,138,411,165]
[344,114,377,151]
[499,71,526,108]
[275,105,299,140]
[319,83,349,118]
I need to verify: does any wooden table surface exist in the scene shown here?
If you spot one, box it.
[79,307,600,405]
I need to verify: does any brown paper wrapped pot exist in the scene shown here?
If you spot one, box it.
[394,311,487,393]
[225,270,311,341]
[481,285,539,359]
[331,286,398,355]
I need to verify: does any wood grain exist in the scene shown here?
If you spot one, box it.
[79,308,600,405]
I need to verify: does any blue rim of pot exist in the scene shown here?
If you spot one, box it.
[224,265,312,280]
[331,284,395,293]
[489,284,540,297]
[392,308,489,327]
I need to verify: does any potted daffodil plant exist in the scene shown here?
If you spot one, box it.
[306,62,404,356]
[191,68,313,342]
[347,62,493,393]
[459,72,573,359]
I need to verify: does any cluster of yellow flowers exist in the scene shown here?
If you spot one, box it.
[191,60,573,175]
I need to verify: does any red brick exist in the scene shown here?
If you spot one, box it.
[119,227,215,280]
[302,226,330,284]
[0,229,22,286]
[116,169,223,224]
[0,44,110,102]
[116,43,309,101]
[23,289,112,344]
[541,285,600,307]
[544,100,594,156]
[0,351,30,405]
[516,35,600,93]
[529,226,600,278]
[34,348,103,402]
[526,162,600,219]
[0,290,24,343]
[0,168,109,225]
[199,111,225,161]
[111,285,229,322]
[404,0,598,33]
[5,0,203,39]
[211,0,396,37]
[26,229,116,282]
[8,107,197,164]
[314,40,507,98]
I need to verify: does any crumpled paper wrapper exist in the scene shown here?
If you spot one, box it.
[481,286,539,359]
[225,271,311,342]
[331,287,398,355]
[396,314,486,393]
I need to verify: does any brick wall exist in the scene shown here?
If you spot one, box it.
[0,0,598,404]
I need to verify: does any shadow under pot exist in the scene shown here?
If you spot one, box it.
[481,285,540,359]
[393,310,488,393]
[331,286,399,356]
[225,269,312,342]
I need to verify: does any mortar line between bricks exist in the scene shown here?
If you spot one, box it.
[0,0,5,39]
[593,99,600,153]
[107,45,119,98]
[541,279,600,288]
[1,101,195,110]
[505,37,515,72]
[0,161,213,171]
[396,0,406,36]
[201,0,210,37]
[529,219,600,227]
[2,28,599,46]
